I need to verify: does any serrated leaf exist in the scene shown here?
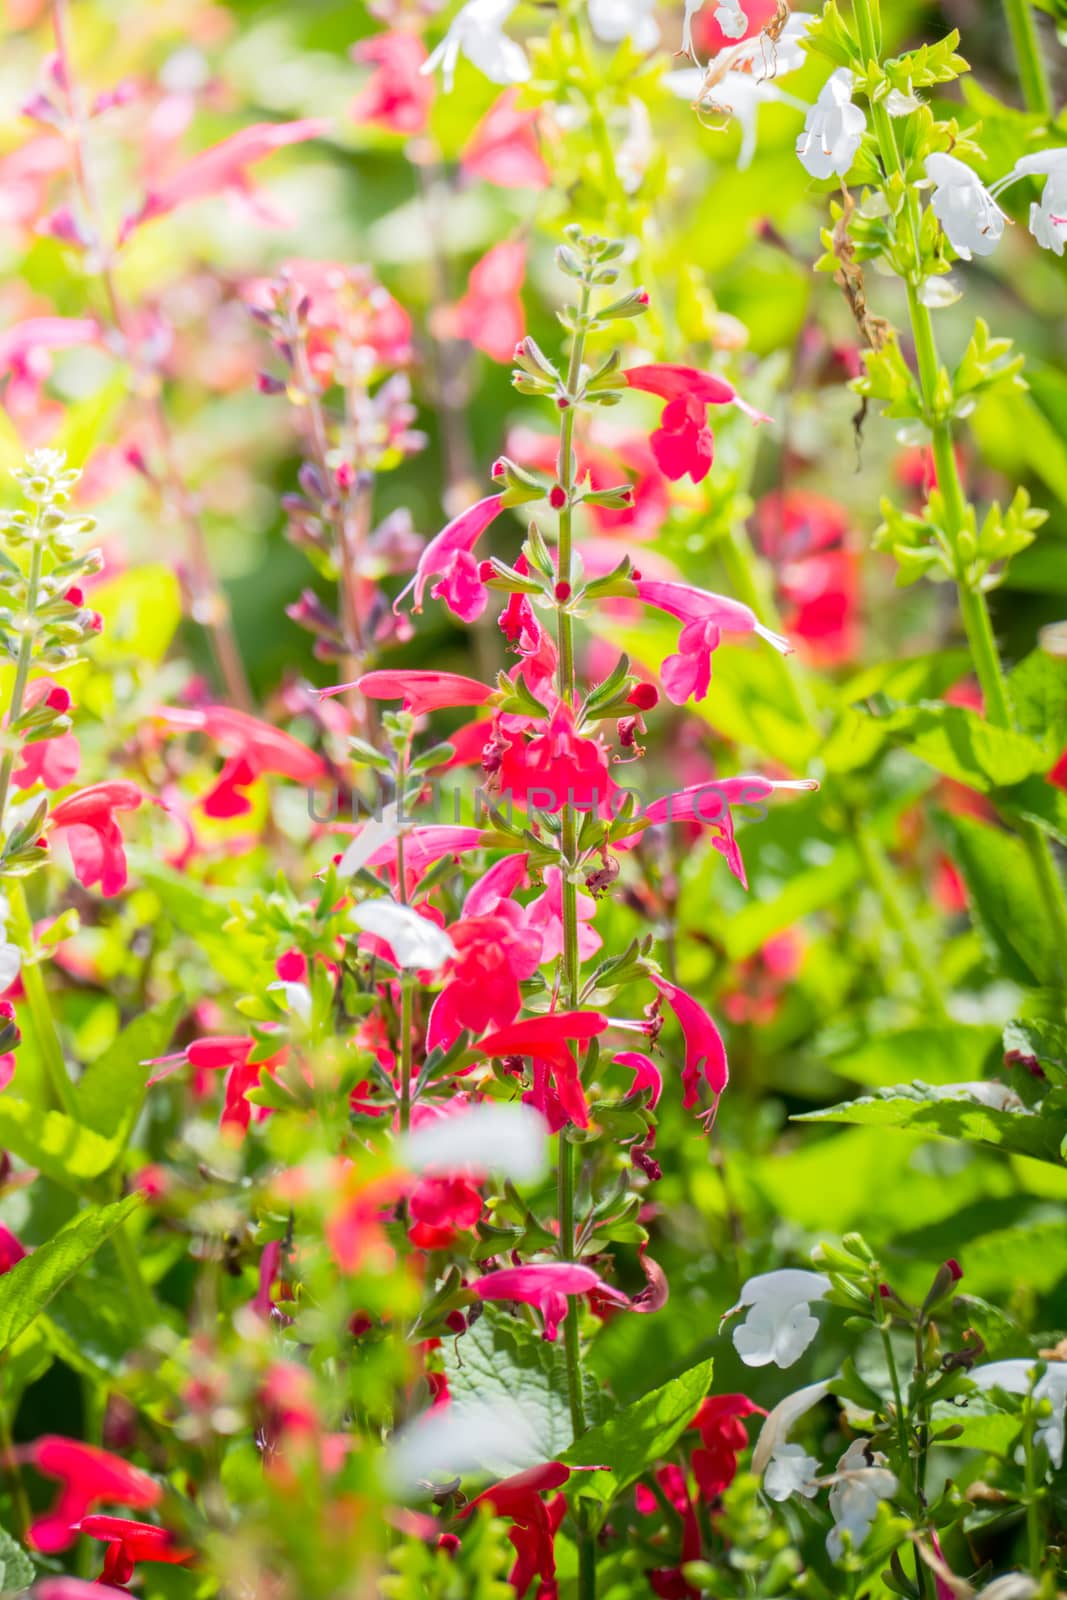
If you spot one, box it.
[0,1195,141,1354]
[561,1357,713,1527]
[74,999,183,1146]
[443,1309,581,1472]
[794,1084,1066,1163]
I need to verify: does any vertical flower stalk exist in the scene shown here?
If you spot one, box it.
[1002,0,1054,119]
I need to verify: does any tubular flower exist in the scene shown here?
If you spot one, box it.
[430,903,543,1043]
[471,1262,628,1341]
[421,0,530,92]
[461,91,549,189]
[156,704,326,818]
[23,1438,161,1554]
[925,153,1006,260]
[650,975,728,1121]
[394,493,506,621]
[796,70,866,181]
[119,118,330,240]
[349,32,433,135]
[461,1463,570,1596]
[689,1394,765,1500]
[450,240,526,364]
[48,781,148,898]
[147,1034,289,1132]
[12,679,80,790]
[78,1515,193,1586]
[475,1011,609,1131]
[621,364,770,484]
[498,703,615,814]
[642,776,818,888]
[0,1222,27,1274]
[634,578,791,703]
[333,669,493,715]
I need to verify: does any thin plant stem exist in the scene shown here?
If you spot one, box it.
[0,1373,31,1542]
[1022,1401,1043,1576]
[852,0,1067,991]
[51,0,252,713]
[1002,0,1054,118]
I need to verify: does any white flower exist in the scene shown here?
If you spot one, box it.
[267,977,312,1021]
[796,69,867,180]
[0,942,20,992]
[886,86,921,116]
[926,153,1006,260]
[753,1378,832,1475]
[337,801,400,879]
[825,1439,898,1562]
[352,899,456,971]
[713,0,748,38]
[616,96,654,193]
[918,274,961,309]
[985,149,1067,256]
[402,1102,549,1182]
[971,1359,1067,1469]
[726,1269,831,1368]
[666,66,807,170]
[589,0,659,50]
[421,0,529,92]
[764,1443,820,1501]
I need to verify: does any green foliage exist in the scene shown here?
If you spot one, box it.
[0,1195,141,1354]
[0,1526,35,1597]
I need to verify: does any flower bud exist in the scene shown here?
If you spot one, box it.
[922,1257,964,1318]
[627,683,658,711]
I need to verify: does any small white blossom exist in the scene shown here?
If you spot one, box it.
[926,153,1006,260]
[826,1439,898,1562]
[402,1103,549,1183]
[796,69,867,180]
[918,274,961,309]
[971,1359,1067,1469]
[764,1443,820,1501]
[666,66,807,170]
[886,86,921,116]
[589,0,659,50]
[337,801,400,879]
[1000,150,1067,256]
[421,0,529,92]
[713,0,749,38]
[352,899,456,971]
[726,1268,831,1368]
[753,1379,832,1475]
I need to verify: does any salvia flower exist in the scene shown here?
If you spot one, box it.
[461,91,549,189]
[12,679,80,790]
[48,781,148,898]
[350,32,433,136]
[394,493,505,621]
[588,0,660,51]
[642,776,817,888]
[23,1437,161,1553]
[971,1359,1067,1469]
[450,240,526,365]
[78,1515,192,1585]
[157,705,326,818]
[925,153,1006,260]
[650,974,728,1122]
[825,1440,898,1562]
[471,1262,629,1340]
[342,669,494,715]
[634,577,791,703]
[460,1462,570,1595]
[621,364,770,483]
[796,70,866,181]
[725,1268,832,1368]
[421,0,530,93]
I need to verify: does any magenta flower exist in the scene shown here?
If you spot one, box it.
[622,364,770,484]
[334,669,493,715]
[394,493,506,621]
[526,864,601,963]
[120,118,330,240]
[471,1262,628,1340]
[157,704,326,818]
[0,315,99,374]
[349,32,434,136]
[651,974,728,1123]
[78,1515,192,1585]
[451,240,527,365]
[614,1049,663,1108]
[430,904,542,1043]
[474,1010,608,1131]
[642,776,817,888]
[635,578,791,704]
[461,91,549,190]
[22,1437,161,1553]
[461,1462,570,1594]
[12,679,80,791]
[48,781,148,898]
[0,1222,27,1274]
[498,703,615,814]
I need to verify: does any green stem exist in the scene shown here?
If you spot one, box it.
[0,535,44,828]
[1002,0,1054,118]
[0,1374,30,1542]
[878,1315,930,1600]
[853,0,1067,993]
[399,981,414,1135]
[7,881,76,1117]
[1023,1400,1043,1576]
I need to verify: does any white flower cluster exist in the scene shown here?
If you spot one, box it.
[926,149,1067,261]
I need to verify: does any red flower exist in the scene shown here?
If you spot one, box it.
[650,975,728,1123]
[78,1515,192,1586]
[689,1393,764,1500]
[147,1034,288,1132]
[642,776,817,888]
[462,1463,570,1596]
[621,364,769,484]
[49,781,147,898]
[471,1263,628,1341]
[461,92,549,189]
[498,703,614,815]
[431,902,542,1041]
[635,577,791,704]
[24,1437,161,1553]
[12,679,80,791]
[157,704,326,818]
[451,240,526,365]
[350,32,433,135]
[474,1010,608,1131]
[342,669,493,715]
[756,490,859,664]
[395,493,506,622]
[408,1173,484,1249]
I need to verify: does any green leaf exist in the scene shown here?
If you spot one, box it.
[0,1195,142,1354]
[74,999,183,1145]
[1008,649,1067,758]
[938,813,1061,986]
[0,1097,119,1191]
[1003,1018,1067,1086]
[0,1524,35,1596]
[561,1357,713,1527]
[443,1309,581,1472]
[794,1084,1066,1164]
[873,702,1051,792]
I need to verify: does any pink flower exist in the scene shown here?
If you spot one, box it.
[394,493,505,621]
[614,1050,663,1108]
[12,679,80,790]
[498,703,615,815]
[474,1010,608,1131]
[246,259,413,375]
[78,1515,192,1586]
[431,903,542,1042]
[408,1173,484,1248]
[461,91,549,188]
[0,315,99,375]
[450,240,526,365]
[350,32,433,135]
[335,669,493,715]
[756,490,859,664]
[651,974,728,1123]
[0,1221,26,1273]
[621,364,770,484]
[147,1034,289,1131]
[461,1463,570,1595]
[120,119,330,240]
[23,1437,161,1553]
[643,776,817,888]
[157,704,326,818]
[526,865,601,963]
[48,781,147,897]
[635,577,791,704]
[471,1262,628,1340]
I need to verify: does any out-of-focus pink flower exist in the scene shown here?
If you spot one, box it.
[337,669,493,715]
[651,974,728,1123]
[147,1034,289,1132]
[450,241,526,364]
[472,1262,628,1340]
[78,1515,192,1585]
[245,259,413,375]
[642,775,817,888]
[637,1460,702,1598]
[12,679,80,791]
[408,1172,484,1248]
[325,1171,407,1274]
[622,364,769,484]
[526,865,601,963]
[23,1437,161,1554]
[0,1221,26,1274]
[498,703,615,814]
[157,704,326,818]
[350,32,433,135]
[120,118,330,240]
[721,929,802,1025]
[507,422,669,540]
[395,493,505,621]
[461,91,549,188]
[0,315,100,373]
[756,490,859,664]
[48,781,147,898]
[461,1463,570,1594]
[635,577,791,704]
